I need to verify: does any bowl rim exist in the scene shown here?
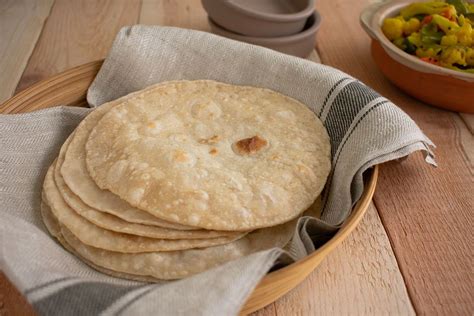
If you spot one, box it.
[360,0,474,82]
[222,0,315,22]
[209,11,321,44]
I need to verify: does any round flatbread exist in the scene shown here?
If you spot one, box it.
[40,200,63,242]
[43,163,246,253]
[59,214,296,281]
[61,97,195,230]
[86,80,331,231]
[41,194,322,282]
[40,200,160,283]
[56,137,243,240]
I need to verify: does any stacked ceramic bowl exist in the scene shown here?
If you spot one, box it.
[202,0,320,58]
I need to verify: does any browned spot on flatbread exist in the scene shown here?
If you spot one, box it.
[234,136,267,155]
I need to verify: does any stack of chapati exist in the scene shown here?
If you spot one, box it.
[41,80,331,281]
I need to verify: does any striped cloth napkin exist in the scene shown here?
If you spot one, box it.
[0,26,435,316]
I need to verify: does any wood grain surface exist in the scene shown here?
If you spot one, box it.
[451,114,474,164]
[459,113,474,134]
[317,0,474,314]
[140,0,210,31]
[15,0,141,93]
[254,203,415,315]
[0,0,472,315]
[0,0,54,103]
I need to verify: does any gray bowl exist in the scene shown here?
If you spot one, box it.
[202,0,314,37]
[208,11,321,58]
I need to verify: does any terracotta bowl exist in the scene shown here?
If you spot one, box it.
[208,11,321,58]
[202,0,314,37]
[360,0,474,113]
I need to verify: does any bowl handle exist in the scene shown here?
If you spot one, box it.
[360,1,389,39]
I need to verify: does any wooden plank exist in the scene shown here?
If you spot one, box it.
[317,0,474,314]
[0,0,54,103]
[139,0,209,31]
[15,0,141,93]
[451,114,474,165]
[266,204,415,315]
[459,113,474,134]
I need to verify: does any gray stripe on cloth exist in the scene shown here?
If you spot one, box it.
[322,101,435,225]
[324,81,381,157]
[27,279,86,303]
[331,97,388,166]
[100,285,157,316]
[321,99,389,219]
[33,282,144,316]
[24,277,76,295]
[332,100,390,166]
[318,77,352,118]
[321,100,389,220]
[319,78,354,122]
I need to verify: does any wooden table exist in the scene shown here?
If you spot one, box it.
[1,0,472,315]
